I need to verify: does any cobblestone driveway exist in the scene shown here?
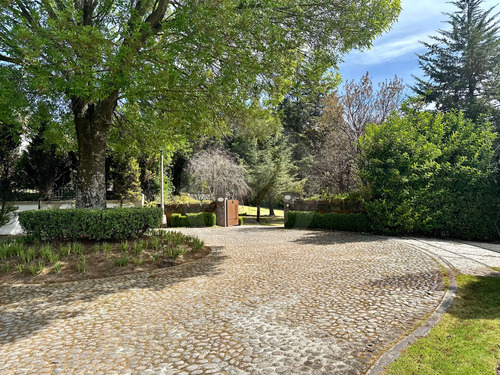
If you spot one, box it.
[0,227,444,375]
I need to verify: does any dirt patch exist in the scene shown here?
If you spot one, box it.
[0,237,210,285]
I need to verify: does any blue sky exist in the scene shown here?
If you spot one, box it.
[338,0,499,89]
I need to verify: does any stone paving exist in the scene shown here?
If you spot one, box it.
[395,237,500,276]
[0,227,445,375]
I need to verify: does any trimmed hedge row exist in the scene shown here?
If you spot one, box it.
[285,211,371,232]
[171,212,216,227]
[18,207,163,240]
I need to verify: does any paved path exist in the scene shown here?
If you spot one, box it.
[395,237,500,276]
[0,227,445,375]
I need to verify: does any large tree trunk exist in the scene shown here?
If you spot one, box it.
[72,93,118,209]
[256,203,261,223]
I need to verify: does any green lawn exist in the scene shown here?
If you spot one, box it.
[384,275,500,375]
[238,205,284,217]
[238,205,284,226]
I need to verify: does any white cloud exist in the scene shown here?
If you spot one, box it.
[347,33,430,65]
[342,0,499,66]
[339,0,499,85]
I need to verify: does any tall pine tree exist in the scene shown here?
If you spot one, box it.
[413,0,500,125]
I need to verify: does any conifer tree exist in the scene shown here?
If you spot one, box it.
[413,0,500,124]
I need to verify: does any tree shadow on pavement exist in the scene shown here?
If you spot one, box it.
[0,247,227,345]
[291,229,390,246]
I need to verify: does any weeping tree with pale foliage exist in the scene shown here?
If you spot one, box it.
[185,149,250,201]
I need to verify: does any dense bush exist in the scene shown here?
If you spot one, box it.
[170,213,186,227]
[19,207,162,240]
[238,216,244,226]
[171,212,216,227]
[285,211,371,232]
[358,110,499,241]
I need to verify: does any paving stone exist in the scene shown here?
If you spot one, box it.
[0,227,445,374]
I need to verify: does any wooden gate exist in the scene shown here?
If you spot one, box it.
[226,199,239,227]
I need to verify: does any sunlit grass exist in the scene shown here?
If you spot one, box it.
[384,275,500,375]
[238,205,284,217]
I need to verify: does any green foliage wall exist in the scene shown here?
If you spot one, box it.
[171,212,216,227]
[19,207,162,241]
[285,211,370,232]
[358,110,499,241]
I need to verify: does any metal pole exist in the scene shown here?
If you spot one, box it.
[160,150,167,225]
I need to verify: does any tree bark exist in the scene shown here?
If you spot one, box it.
[73,92,118,209]
[268,196,275,216]
[256,203,261,223]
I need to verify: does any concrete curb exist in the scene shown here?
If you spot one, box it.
[365,241,458,375]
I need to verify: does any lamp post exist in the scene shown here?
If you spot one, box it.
[160,150,167,225]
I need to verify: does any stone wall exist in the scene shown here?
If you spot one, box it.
[290,199,365,214]
[282,191,366,226]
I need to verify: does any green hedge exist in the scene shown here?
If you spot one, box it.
[359,110,500,241]
[171,212,216,227]
[285,211,371,232]
[19,207,163,240]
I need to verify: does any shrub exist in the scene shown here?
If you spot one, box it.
[0,239,24,260]
[113,255,129,267]
[238,216,243,226]
[76,255,86,273]
[192,238,204,252]
[285,211,371,232]
[170,212,216,227]
[53,262,61,273]
[358,110,499,241]
[171,213,188,227]
[164,245,185,259]
[19,207,163,241]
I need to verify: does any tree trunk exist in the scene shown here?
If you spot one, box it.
[75,116,109,209]
[268,197,275,216]
[256,203,261,223]
[73,93,118,209]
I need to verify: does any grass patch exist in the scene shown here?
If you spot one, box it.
[238,205,284,217]
[113,255,129,267]
[384,275,500,375]
[238,206,284,226]
[52,262,61,273]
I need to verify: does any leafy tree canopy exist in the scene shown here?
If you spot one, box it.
[0,0,401,128]
[0,0,401,208]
